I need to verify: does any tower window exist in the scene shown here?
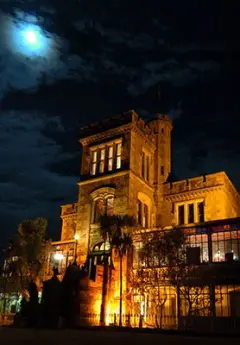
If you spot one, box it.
[141,152,145,178]
[116,143,122,169]
[108,146,113,171]
[106,197,114,216]
[137,200,142,225]
[161,166,164,176]
[143,204,148,228]
[137,200,149,228]
[92,196,114,223]
[99,148,105,173]
[91,151,97,175]
[146,156,150,182]
[93,198,105,222]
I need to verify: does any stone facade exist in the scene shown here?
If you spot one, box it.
[55,109,240,322]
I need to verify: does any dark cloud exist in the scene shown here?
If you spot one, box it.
[0,2,236,250]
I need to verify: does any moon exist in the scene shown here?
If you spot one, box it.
[25,30,38,45]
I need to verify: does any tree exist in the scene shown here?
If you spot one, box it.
[132,228,218,328]
[3,217,50,294]
[99,214,135,326]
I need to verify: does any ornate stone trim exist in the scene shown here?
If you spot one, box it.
[90,186,116,200]
[80,124,133,146]
[78,170,129,186]
[164,185,223,202]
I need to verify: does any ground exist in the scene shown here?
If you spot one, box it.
[0,328,237,345]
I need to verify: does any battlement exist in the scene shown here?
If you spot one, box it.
[79,110,138,141]
[61,203,78,217]
[163,171,227,196]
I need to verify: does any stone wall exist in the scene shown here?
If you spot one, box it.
[76,172,130,265]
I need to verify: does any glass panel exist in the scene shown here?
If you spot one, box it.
[106,197,114,216]
[178,205,184,225]
[198,202,204,222]
[94,198,105,222]
[188,203,194,224]
[99,148,105,173]
[187,234,209,262]
[116,143,121,169]
[91,150,97,175]
[108,146,113,171]
[143,204,148,228]
[142,152,145,178]
[212,231,240,262]
[137,200,142,225]
[146,156,150,181]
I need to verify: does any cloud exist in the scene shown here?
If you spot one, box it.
[0,111,78,241]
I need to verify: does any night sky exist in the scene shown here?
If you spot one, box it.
[0,2,236,251]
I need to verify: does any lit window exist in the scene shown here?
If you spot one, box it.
[92,196,114,223]
[143,204,148,228]
[106,197,114,216]
[108,146,113,171]
[91,150,97,175]
[93,198,105,223]
[141,152,145,178]
[99,148,105,173]
[116,143,122,169]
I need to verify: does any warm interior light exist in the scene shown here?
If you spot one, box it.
[54,253,64,261]
[74,233,80,241]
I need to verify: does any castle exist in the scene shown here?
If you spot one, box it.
[48,110,240,328]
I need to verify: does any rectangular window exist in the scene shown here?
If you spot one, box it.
[141,152,145,178]
[143,204,148,228]
[99,148,105,173]
[161,166,164,175]
[116,143,122,169]
[137,200,142,225]
[91,150,97,175]
[108,146,113,171]
[178,205,185,225]
[146,156,150,182]
[198,202,204,222]
[188,203,194,223]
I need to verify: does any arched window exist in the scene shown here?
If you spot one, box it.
[92,196,114,223]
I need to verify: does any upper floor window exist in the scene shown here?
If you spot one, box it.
[108,146,113,171]
[92,196,114,223]
[141,152,145,177]
[137,200,149,228]
[91,150,97,175]
[99,149,105,173]
[90,140,122,176]
[146,156,150,182]
[116,143,122,169]
[176,200,205,225]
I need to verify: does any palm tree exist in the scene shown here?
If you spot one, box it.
[112,231,133,326]
[99,214,135,326]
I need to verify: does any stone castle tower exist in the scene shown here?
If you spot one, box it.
[58,109,240,319]
[61,110,175,264]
